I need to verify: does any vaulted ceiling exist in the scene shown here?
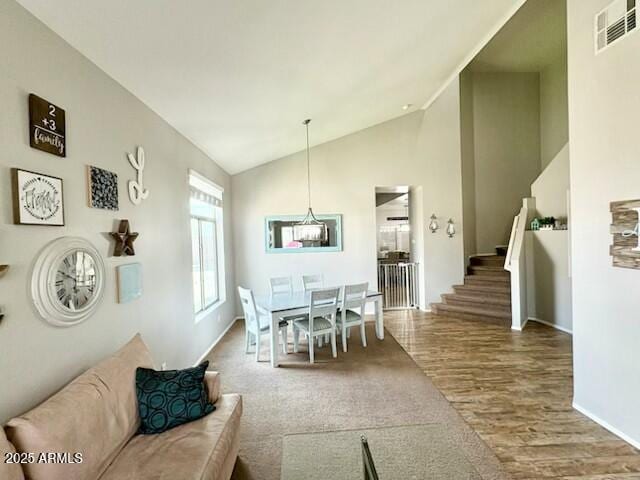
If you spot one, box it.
[17,0,525,174]
[469,0,567,72]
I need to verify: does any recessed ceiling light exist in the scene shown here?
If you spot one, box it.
[402,104,413,110]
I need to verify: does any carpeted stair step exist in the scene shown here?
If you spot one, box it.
[469,254,506,267]
[467,265,509,278]
[495,245,509,256]
[431,302,511,325]
[453,284,511,300]
[441,293,511,312]
[464,275,510,287]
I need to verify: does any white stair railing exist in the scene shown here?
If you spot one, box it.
[504,215,520,271]
[505,198,534,330]
[377,262,419,310]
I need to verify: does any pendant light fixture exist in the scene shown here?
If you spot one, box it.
[294,119,327,243]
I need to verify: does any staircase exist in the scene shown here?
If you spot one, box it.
[431,247,511,326]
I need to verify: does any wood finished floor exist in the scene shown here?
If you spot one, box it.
[384,310,640,480]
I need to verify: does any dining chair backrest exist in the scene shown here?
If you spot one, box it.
[309,287,340,320]
[270,276,293,295]
[302,274,324,292]
[342,282,369,312]
[238,286,259,331]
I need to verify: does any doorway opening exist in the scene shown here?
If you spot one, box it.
[375,186,419,310]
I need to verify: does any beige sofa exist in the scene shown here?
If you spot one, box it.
[1,334,242,480]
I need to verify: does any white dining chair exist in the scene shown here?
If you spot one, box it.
[302,274,324,292]
[292,287,340,364]
[269,276,294,295]
[302,274,329,346]
[238,286,289,361]
[270,275,309,328]
[336,282,369,352]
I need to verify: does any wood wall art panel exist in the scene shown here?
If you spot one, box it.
[29,94,66,157]
[610,199,640,269]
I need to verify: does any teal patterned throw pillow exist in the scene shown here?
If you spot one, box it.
[135,361,216,434]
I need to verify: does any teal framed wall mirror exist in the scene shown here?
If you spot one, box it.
[265,214,343,253]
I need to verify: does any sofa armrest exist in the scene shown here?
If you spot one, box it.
[204,371,220,404]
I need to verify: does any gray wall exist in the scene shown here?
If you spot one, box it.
[568,0,640,447]
[531,144,570,220]
[540,36,569,169]
[232,80,465,310]
[470,72,542,254]
[459,47,568,259]
[460,70,477,261]
[0,1,236,422]
[527,145,572,332]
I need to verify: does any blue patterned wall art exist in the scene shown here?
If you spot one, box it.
[88,165,119,210]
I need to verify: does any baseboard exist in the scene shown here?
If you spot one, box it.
[194,316,241,366]
[573,402,640,450]
[372,308,428,315]
[511,318,528,331]
[528,317,573,335]
[364,308,424,322]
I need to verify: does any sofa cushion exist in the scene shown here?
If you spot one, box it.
[99,393,242,480]
[135,361,215,434]
[6,334,154,480]
[203,371,220,404]
[0,427,24,480]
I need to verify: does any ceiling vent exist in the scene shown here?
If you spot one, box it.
[595,0,637,53]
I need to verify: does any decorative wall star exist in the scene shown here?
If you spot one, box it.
[110,220,139,257]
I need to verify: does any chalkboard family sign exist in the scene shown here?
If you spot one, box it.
[29,94,66,157]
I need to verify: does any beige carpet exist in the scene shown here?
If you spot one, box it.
[205,321,509,480]
[281,424,481,479]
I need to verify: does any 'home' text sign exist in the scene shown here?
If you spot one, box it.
[29,94,66,157]
[610,199,640,269]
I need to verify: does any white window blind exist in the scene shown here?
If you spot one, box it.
[189,171,225,316]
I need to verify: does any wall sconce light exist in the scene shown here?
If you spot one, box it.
[428,214,439,233]
[446,218,456,238]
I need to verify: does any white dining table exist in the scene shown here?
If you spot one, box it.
[253,290,384,367]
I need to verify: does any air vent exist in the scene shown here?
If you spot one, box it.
[596,0,637,53]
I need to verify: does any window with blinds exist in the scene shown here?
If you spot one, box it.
[189,171,225,315]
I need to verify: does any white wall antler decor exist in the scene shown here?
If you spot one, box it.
[127,146,150,205]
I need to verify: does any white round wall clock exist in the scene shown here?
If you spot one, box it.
[31,237,106,327]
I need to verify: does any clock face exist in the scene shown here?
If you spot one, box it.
[54,251,97,311]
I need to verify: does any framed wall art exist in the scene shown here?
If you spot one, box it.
[29,94,66,157]
[87,165,119,211]
[11,168,65,226]
[116,263,143,303]
[610,199,640,269]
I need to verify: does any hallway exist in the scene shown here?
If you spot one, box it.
[385,311,640,479]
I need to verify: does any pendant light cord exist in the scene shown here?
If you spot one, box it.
[304,119,311,210]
